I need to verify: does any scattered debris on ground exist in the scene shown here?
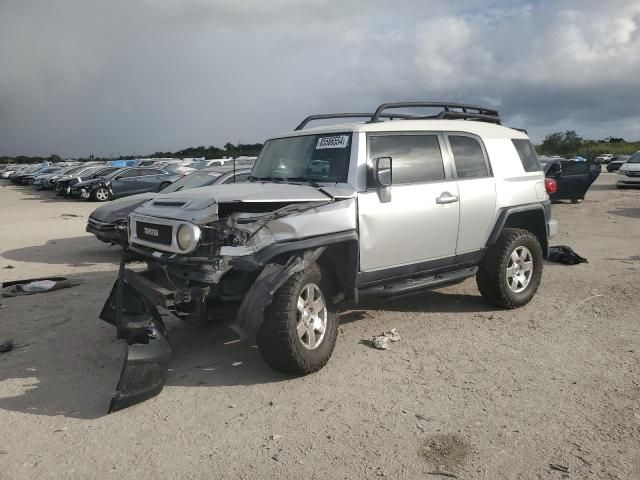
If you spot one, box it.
[0,340,13,353]
[548,245,588,265]
[368,328,401,350]
[550,463,570,474]
[3,265,14,269]
[1,277,85,297]
[60,213,82,219]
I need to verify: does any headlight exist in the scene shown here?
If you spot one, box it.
[617,169,625,175]
[176,223,201,251]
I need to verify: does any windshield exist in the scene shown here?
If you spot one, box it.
[162,171,221,192]
[251,133,352,183]
[627,152,640,164]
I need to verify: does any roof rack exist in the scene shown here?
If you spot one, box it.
[294,112,420,131]
[369,102,500,124]
[294,102,501,130]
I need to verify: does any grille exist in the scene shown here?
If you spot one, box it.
[625,170,640,177]
[136,221,173,245]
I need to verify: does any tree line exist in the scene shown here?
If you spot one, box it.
[0,142,264,165]
[536,131,640,159]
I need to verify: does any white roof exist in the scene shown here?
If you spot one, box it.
[272,119,529,140]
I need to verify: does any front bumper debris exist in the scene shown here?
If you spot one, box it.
[100,254,174,412]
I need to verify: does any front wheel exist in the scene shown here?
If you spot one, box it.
[476,228,543,308]
[158,182,171,191]
[256,262,339,374]
[92,187,111,202]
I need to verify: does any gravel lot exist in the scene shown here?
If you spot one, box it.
[0,174,639,479]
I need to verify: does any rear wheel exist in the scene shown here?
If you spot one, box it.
[476,228,543,308]
[92,187,111,202]
[158,182,171,191]
[256,262,339,374]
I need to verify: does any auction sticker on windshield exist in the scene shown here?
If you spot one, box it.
[316,135,349,149]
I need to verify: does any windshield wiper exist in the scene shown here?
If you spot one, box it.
[280,177,323,188]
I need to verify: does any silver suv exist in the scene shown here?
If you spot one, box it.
[100,102,557,411]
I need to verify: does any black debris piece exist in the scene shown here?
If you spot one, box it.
[0,340,13,353]
[548,246,588,265]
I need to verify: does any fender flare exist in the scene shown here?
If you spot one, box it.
[230,247,327,340]
[486,203,550,255]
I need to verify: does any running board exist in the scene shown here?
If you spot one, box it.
[359,266,478,298]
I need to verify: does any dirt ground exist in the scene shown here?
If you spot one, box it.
[0,174,638,479]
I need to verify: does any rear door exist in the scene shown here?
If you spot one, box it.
[358,133,460,284]
[445,134,496,256]
[558,161,590,199]
[110,168,140,197]
[136,169,167,193]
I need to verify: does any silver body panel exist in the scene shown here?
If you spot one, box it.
[127,119,553,278]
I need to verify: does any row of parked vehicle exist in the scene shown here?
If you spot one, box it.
[1,158,256,246]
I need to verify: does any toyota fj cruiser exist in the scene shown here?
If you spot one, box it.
[100,102,557,411]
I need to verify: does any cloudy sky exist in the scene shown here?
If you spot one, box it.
[1,0,639,157]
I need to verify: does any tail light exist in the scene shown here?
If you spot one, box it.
[545,178,557,194]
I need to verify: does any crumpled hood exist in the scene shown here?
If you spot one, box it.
[132,182,354,223]
[90,193,158,223]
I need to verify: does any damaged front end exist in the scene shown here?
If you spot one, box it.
[100,254,174,412]
[99,183,357,411]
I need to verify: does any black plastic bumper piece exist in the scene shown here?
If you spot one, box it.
[100,254,174,412]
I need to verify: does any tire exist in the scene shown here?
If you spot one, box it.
[476,228,543,309]
[571,198,580,204]
[158,182,171,191]
[256,262,339,375]
[92,187,111,202]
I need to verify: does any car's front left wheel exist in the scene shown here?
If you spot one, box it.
[256,262,339,374]
[92,187,111,202]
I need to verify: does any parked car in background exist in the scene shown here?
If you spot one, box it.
[55,166,117,197]
[30,167,65,187]
[78,167,181,202]
[606,155,630,172]
[595,154,613,164]
[616,152,640,188]
[87,166,251,245]
[37,165,81,189]
[544,159,600,203]
[10,165,51,185]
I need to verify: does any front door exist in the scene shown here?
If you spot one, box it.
[358,133,459,284]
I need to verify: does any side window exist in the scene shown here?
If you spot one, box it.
[116,169,138,179]
[144,169,164,176]
[368,134,445,185]
[512,139,541,172]
[560,161,588,175]
[449,135,489,179]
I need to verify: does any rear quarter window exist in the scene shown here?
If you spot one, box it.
[511,138,542,172]
[512,139,541,172]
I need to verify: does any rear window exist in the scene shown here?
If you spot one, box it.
[512,139,541,172]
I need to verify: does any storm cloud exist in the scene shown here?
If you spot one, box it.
[1,0,639,156]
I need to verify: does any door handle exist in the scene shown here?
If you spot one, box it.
[436,192,459,204]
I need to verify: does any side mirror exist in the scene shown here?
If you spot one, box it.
[374,157,392,187]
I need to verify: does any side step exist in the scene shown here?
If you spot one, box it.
[359,266,478,299]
